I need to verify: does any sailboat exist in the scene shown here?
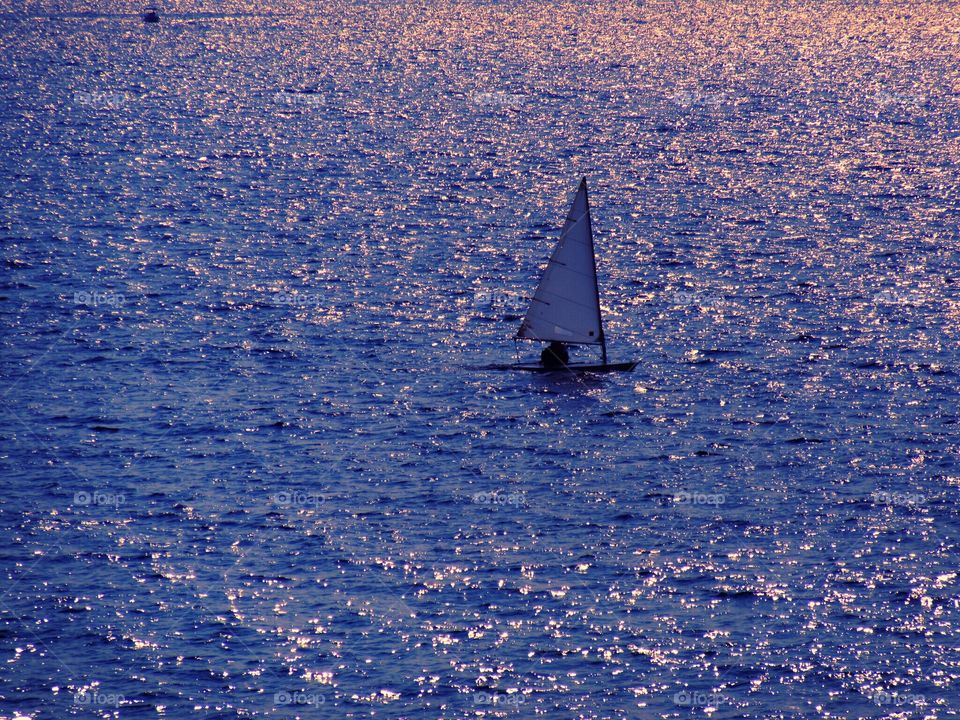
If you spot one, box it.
[507,178,637,373]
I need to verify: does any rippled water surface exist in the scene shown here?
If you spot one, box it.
[1,1,959,717]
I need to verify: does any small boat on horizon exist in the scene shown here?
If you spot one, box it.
[503,177,637,373]
[142,7,160,23]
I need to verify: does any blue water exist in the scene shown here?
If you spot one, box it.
[1,1,959,718]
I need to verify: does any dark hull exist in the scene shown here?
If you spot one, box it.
[497,361,638,373]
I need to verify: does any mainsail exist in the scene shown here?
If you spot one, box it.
[516,178,605,349]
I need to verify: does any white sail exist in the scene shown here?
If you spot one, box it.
[517,178,604,345]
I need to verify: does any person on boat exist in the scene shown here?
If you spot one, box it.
[540,341,569,369]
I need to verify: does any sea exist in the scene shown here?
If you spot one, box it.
[1,1,958,718]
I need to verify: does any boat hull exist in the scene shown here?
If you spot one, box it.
[498,361,638,373]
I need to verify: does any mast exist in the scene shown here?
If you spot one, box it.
[582,177,607,364]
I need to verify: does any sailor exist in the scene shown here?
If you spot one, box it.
[540,341,569,369]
